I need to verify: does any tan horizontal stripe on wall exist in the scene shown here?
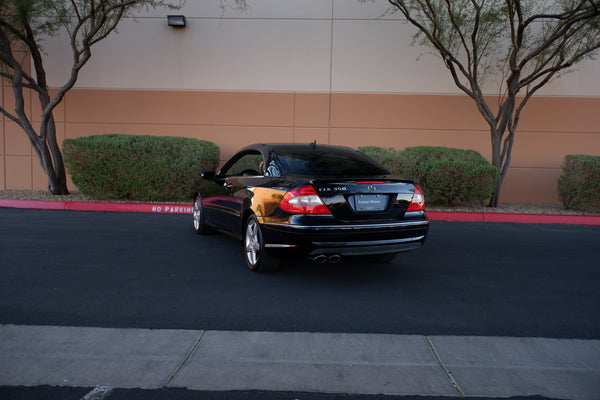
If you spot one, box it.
[2,89,599,203]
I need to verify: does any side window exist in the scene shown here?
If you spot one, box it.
[224,153,264,177]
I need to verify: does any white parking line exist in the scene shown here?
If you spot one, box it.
[80,386,113,400]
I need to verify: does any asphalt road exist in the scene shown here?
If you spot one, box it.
[1,207,599,339]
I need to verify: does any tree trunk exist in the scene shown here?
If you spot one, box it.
[44,114,69,195]
[489,133,504,207]
[39,93,69,195]
[488,89,518,207]
[489,169,505,208]
[29,127,69,195]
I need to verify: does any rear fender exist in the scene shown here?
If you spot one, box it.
[248,187,287,218]
[240,209,254,240]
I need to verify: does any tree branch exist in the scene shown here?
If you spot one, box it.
[444,0,472,71]
[0,17,44,93]
[518,2,600,70]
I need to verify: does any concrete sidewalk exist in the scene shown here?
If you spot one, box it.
[1,325,599,399]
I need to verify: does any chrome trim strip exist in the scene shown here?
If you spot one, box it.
[313,235,425,247]
[262,220,429,230]
[265,244,298,248]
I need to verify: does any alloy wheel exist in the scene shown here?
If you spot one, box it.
[193,198,201,231]
[245,218,260,266]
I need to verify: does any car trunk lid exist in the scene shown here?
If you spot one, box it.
[310,178,417,222]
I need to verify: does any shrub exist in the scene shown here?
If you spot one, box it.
[359,145,498,206]
[63,134,220,201]
[358,146,405,175]
[558,154,600,212]
[402,147,498,205]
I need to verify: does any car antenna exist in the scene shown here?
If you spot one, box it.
[311,140,317,149]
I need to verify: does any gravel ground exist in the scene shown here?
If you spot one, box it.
[2,189,597,215]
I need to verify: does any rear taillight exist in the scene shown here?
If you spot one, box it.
[406,185,426,212]
[280,185,331,214]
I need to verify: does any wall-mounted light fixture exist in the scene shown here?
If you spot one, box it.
[167,15,186,28]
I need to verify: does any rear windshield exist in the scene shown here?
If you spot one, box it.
[274,148,388,177]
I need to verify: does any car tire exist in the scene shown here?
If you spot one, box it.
[244,215,279,272]
[192,194,209,235]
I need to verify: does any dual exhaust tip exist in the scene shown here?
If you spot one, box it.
[312,254,341,264]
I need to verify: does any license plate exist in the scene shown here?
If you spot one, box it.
[354,195,388,212]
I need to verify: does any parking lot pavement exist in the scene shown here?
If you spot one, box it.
[1,324,599,400]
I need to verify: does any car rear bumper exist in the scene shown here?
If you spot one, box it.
[307,236,426,256]
[260,215,429,257]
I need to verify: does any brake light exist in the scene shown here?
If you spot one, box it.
[280,185,331,214]
[406,185,426,212]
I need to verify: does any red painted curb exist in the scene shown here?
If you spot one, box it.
[482,212,600,225]
[2,199,600,225]
[65,202,193,214]
[0,199,193,214]
[427,211,600,225]
[426,211,484,222]
[0,199,67,210]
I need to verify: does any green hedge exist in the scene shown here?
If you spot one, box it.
[359,146,405,176]
[360,145,498,205]
[63,134,220,201]
[558,154,600,212]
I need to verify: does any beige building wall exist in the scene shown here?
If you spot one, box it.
[2,0,599,203]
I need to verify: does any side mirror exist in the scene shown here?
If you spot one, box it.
[202,171,216,180]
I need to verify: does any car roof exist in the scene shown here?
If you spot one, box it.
[241,143,360,154]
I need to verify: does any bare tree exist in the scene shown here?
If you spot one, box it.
[386,0,600,206]
[0,0,182,194]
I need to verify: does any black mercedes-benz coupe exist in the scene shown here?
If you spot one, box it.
[193,143,429,272]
